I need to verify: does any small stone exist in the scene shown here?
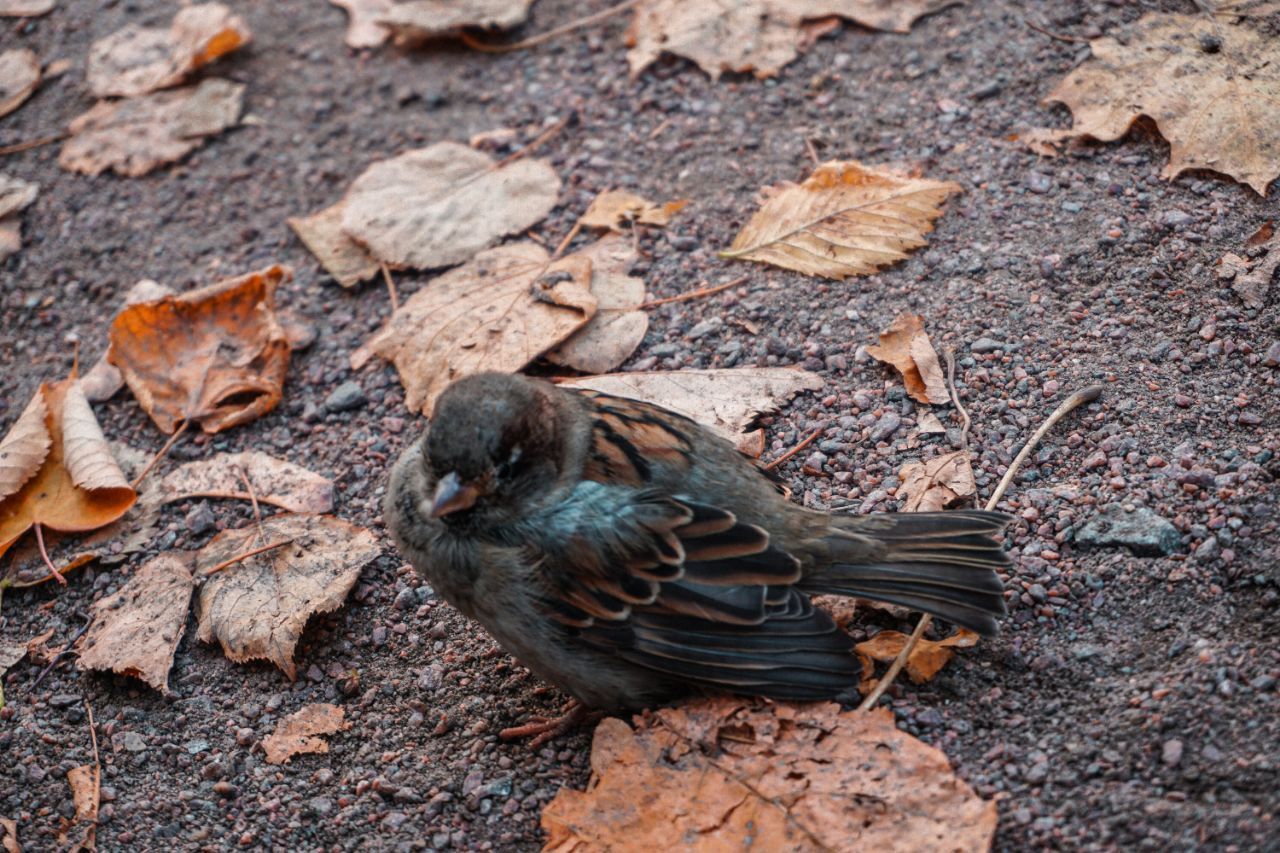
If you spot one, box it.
[1263,341,1280,368]
[1075,505,1181,556]
[970,337,1006,354]
[1026,173,1052,194]
[394,587,417,610]
[1194,536,1220,562]
[1162,738,1183,767]
[325,381,367,413]
[869,411,901,443]
[184,502,216,536]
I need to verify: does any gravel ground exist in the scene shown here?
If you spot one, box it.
[2,0,1279,850]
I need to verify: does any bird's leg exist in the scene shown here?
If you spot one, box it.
[499,699,598,748]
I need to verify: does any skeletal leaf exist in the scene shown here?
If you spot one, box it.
[897,450,975,512]
[865,312,949,405]
[262,703,350,764]
[288,201,380,288]
[0,49,40,118]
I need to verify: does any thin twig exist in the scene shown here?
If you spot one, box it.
[858,611,931,711]
[804,137,821,166]
[550,220,582,261]
[380,263,400,312]
[1024,17,1089,43]
[492,112,574,171]
[203,538,293,577]
[944,348,970,451]
[638,275,749,309]
[460,0,640,53]
[85,700,101,847]
[33,523,67,586]
[30,615,92,690]
[0,132,69,157]
[237,466,265,544]
[130,420,189,491]
[764,425,824,471]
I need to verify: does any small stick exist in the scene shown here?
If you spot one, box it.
[764,425,824,471]
[944,348,971,451]
[30,615,93,689]
[492,112,574,171]
[460,0,640,53]
[203,538,292,577]
[550,221,583,261]
[33,523,67,586]
[638,275,749,309]
[380,263,400,312]
[0,132,69,157]
[85,700,101,846]
[237,466,265,543]
[1024,17,1089,43]
[804,138,821,166]
[857,610,931,711]
[130,420,189,491]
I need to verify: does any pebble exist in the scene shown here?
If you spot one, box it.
[1161,739,1183,767]
[1075,506,1181,556]
[1263,341,1280,368]
[869,411,901,443]
[184,502,216,536]
[325,381,367,413]
[970,338,1007,354]
[1194,536,1220,563]
[1026,173,1052,194]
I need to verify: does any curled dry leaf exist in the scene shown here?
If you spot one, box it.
[1030,13,1280,196]
[59,78,244,178]
[262,703,350,764]
[76,553,194,694]
[150,451,334,514]
[0,379,136,563]
[865,312,949,405]
[0,49,40,118]
[0,0,53,15]
[87,2,251,98]
[0,173,38,263]
[561,368,823,452]
[340,141,560,270]
[194,514,380,679]
[856,627,979,684]
[288,201,380,288]
[545,235,649,375]
[723,160,961,279]
[897,450,975,512]
[81,280,177,404]
[0,817,16,853]
[378,0,533,44]
[579,189,687,231]
[353,242,596,415]
[58,764,99,852]
[329,0,392,49]
[542,698,996,852]
[107,265,291,435]
[1217,231,1279,309]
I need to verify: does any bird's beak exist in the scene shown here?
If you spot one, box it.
[430,471,481,518]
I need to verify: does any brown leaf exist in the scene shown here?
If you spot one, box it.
[0,379,136,564]
[1032,13,1280,196]
[378,0,533,44]
[352,242,596,415]
[722,160,961,279]
[76,553,194,694]
[0,0,53,15]
[87,2,251,98]
[0,49,40,118]
[0,173,38,263]
[865,313,949,405]
[542,698,996,851]
[579,189,687,231]
[81,280,176,404]
[340,141,560,270]
[150,451,334,514]
[329,0,392,48]
[107,265,292,435]
[59,78,244,178]
[897,450,975,513]
[561,368,823,446]
[0,817,17,853]
[544,235,648,374]
[58,764,99,851]
[262,703,350,764]
[24,629,55,665]
[916,410,947,435]
[0,638,25,677]
[1219,232,1279,309]
[857,628,980,683]
[288,201,380,288]
[194,514,379,679]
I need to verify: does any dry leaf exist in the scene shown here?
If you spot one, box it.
[917,410,946,434]
[0,639,25,677]
[329,0,392,48]
[1031,13,1280,196]
[59,78,244,178]
[627,0,956,79]
[194,514,379,679]
[897,450,975,513]
[352,242,596,415]
[0,379,136,563]
[107,265,292,435]
[288,201,379,288]
[262,703,350,764]
[0,817,17,853]
[1219,232,1279,308]
[545,235,649,374]
[857,628,979,683]
[561,368,823,447]
[76,553,194,694]
[87,3,251,98]
[0,49,40,118]
[58,764,98,851]
[723,160,961,279]
[0,173,38,263]
[150,451,334,514]
[542,699,996,852]
[579,189,687,231]
[865,313,949,405]
[378,0,533,43]
[341,141,560,270]
[0,0,53,15]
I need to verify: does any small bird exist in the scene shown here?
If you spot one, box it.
[386,373,1009,744]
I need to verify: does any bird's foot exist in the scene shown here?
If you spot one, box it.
[499,699,597,748]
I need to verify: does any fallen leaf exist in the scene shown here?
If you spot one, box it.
[544,235,648,374]
[0,379,136,564]
[1246,221,1274,246]
[627,0,956,79]
[24,629,55,665]
[76,553,194,694]
[579,189,687,231]
[0,0,53,15]
[865,313,949,405]
[150,451,334,514]
[561,368,823,448]
[329,0,392,48]
[352,242,596,415]
[0,639,25,676]
[722,160,961,279]
[0,173,38,263]
[378,0,533,44]
[288,201,379,288]
[857,627,979,683]
[0,817,17,853]
[542,698,996,851]
[340,141,560,270]
[57,764,98,851]
[262,703,350,764]
[917,410,946,434]
[896,450,975,513]
[59,78,244,178]
[1219,232,1279,308]
[107,265,292,435]
[1030,13,1280,196]
[194,514,379,679]
[0,49,40,118]
[79,281,177,404]
[87,2,251,98]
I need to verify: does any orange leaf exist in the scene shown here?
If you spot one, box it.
[865,312,949,405]
[856,627,980,683]
[262,703,350,764]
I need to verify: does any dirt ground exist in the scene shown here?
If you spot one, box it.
[3,0,1279,850]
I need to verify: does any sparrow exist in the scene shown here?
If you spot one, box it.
[386,373,1009,742]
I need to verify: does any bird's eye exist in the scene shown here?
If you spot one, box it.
[495,445,522,480]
